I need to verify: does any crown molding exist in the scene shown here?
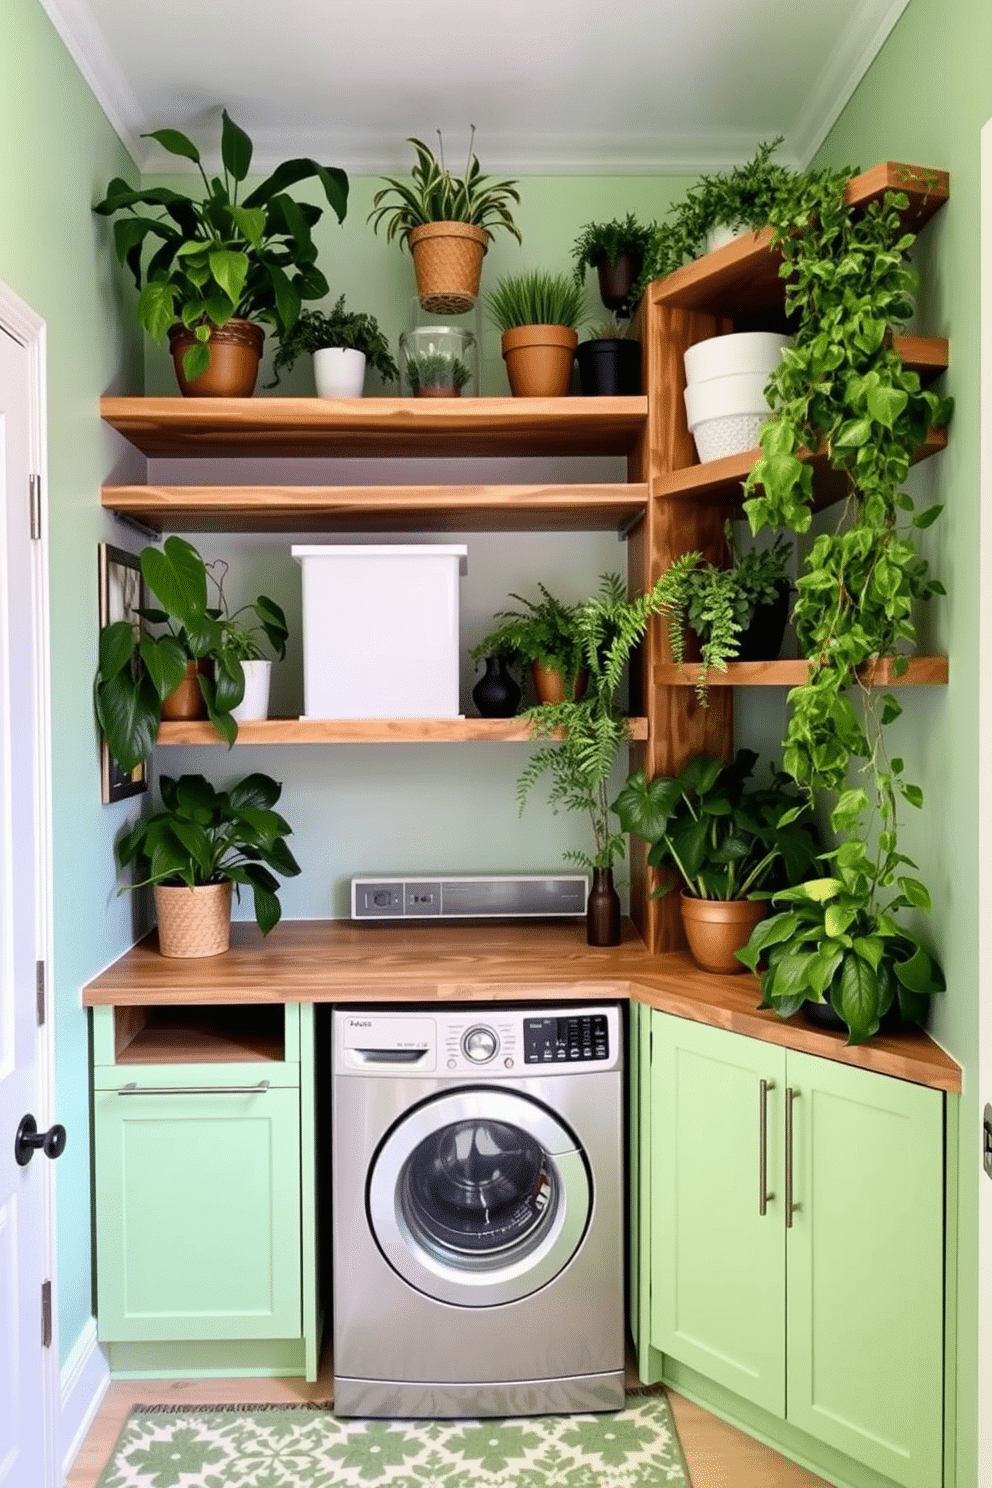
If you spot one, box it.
[790,0,911,166]
[34,0,144,166]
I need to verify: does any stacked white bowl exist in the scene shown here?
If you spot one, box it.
[683,332,791,463]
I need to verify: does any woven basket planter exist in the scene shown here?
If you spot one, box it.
[409,223,489,313]
[154,881,232,959]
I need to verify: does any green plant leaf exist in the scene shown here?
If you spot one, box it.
[136,281,177,342]
[220,109,253,182]
[866,384,909,428]
[836,953,880,1044]
[897,875,932,909]
[142,127,201,163]
[894,944,946,996]
[208,249,248,309]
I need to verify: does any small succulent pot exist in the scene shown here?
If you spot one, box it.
[168,319,264,398]
[313,347,367,398]
[680,893,767,975]
[154,880,232,959]
[501,326,578,398]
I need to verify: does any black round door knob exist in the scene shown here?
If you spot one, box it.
[14,1114,67,1166]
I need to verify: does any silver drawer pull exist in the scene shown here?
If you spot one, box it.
[758,1078,775,1216]
[117,1080,271,1096]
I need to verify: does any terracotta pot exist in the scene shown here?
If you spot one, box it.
[680,893,767,975]
[409,222,489,314]
[501,325,578,398]
[531,659,587,704]
[154,881,232,959]
[168,319,264,398]
[160,659,210,721]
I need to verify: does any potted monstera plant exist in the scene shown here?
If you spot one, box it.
[94,110,349,395]
[369,130,521,313]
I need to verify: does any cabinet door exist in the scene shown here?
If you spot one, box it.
[650,1012,787,1414]
[94,1080,302,1342]
[785,1050,944,1488]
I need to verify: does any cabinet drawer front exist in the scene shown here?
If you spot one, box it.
[785,1051,943,1488]
[651,1013,787,1415]
[94,1084,302,1342]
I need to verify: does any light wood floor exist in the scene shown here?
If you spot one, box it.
[65,1352,829,1488]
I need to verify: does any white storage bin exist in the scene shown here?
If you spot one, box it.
[292,545,468,718]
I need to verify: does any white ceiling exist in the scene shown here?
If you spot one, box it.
[38,0,909,175]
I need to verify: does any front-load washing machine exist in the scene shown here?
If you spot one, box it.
[331,1003,624,1419]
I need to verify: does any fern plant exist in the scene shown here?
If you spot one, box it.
[471,585,583,681]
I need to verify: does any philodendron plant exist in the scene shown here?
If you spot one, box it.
[94,536,287,772]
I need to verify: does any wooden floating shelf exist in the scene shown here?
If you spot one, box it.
[101,482,649,535]
[100,395,648,460]
[654,425,948,510]
[653,657,948,688]
[653,162,949,320]
[155,716,651,746]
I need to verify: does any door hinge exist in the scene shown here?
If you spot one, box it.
[36,960,45,1027]
[41,1280,52,1348]
[29,473,41,540]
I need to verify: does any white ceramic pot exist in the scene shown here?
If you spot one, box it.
[313,347,367,399]
[684,332,791,386]
[704,223,749,254]
[684,371,772,464]
[231,659,272,723]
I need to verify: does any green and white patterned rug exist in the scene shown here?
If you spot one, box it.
[95,1395,692,1487]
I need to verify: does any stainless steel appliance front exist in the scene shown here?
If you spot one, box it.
[331,1004,625,1418]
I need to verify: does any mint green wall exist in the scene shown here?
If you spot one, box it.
[0,0,144,1364]
[814,2,992,1483]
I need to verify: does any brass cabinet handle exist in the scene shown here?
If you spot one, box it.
[759,1078,775,1215]
[785,1086,800,1228]
[117,1081,271,1097]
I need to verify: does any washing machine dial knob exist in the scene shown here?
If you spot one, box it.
[462,1026,499,1063]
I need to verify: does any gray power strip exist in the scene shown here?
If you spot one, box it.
[351,873,589,919]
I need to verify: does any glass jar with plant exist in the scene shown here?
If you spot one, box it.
[369,130,521,313]
[94,537,288,771]
[94,110,348,395]
[486,270,588,397]
[612,749,819,973]
[115,772,302,955]
[403,349,473,398]
[268,296,398,396]
[571,213,658,314]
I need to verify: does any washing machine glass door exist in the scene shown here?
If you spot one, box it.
[368,1089,591,1307]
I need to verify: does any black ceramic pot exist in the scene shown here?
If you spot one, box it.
[471,655,522,718]
[586,867,621,947]
[595,251,642,313]
[576,338,642,397]
[736,579,792,662]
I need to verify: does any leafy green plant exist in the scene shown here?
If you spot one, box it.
[208,560,289,665]
[94,110,349,381]
[736,832,944,1045]
[471,585,583,682]
[487,271,587,333]
[94,537,287,772]
[405,350,472,394]
[269,297,398,385]
[612,750,818,901]
[115,773,301,935]
[571,214,657,282]
[516,571,701,870]
[368,130,521,245]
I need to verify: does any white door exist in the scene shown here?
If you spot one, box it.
[981,116,992,1488]
[0,300,55,1486]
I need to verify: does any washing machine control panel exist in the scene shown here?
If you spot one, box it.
[462,1025,499,1063]
[523,1014,610,1064]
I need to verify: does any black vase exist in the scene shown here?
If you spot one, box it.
[596,251,642,314]
[576,338,642,397]
[472,655,521,718]
[736,579,792,662]
[586,868,621,947]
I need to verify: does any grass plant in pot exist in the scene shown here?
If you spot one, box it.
[473,584,585,705]
[369,130,521,313]
[94,536,288,771]
[115,773,301,957]
[487,271,587,397]
[612,750,819,973]
[571,213,657,315]
[515,571,709,946]
[575,319,642,397]
[269,296,398,396]
[94,110,349,396]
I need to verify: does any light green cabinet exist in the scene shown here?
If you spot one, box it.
[641,1009,945,1488]
[91,1003,320,1376]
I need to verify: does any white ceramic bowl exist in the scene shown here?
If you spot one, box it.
[684,331,791,387]
[684,371,771,428]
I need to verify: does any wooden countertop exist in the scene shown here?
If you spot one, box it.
[82,919,961,1092]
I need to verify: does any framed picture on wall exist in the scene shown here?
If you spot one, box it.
[98,542,149,804]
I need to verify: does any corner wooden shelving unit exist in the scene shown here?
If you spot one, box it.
[99,160,950,957]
